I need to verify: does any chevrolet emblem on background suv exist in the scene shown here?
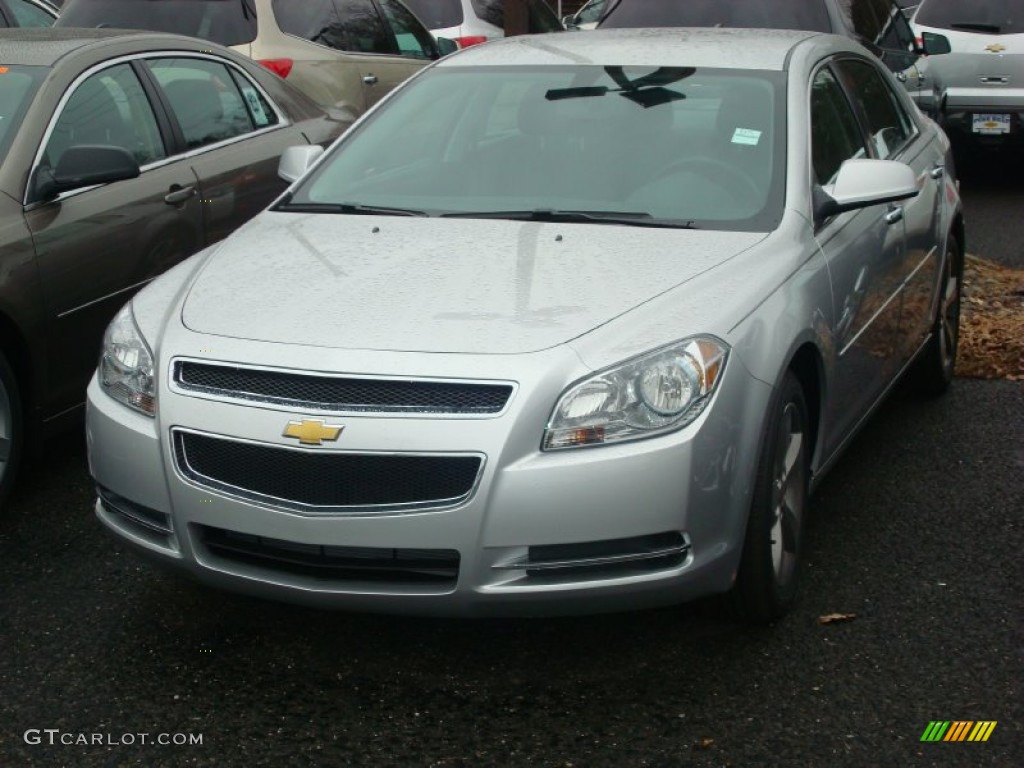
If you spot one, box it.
[985,43,1006,53]
[282,419,344,446]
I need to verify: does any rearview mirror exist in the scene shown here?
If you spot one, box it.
[33,145,140,202]
[278,145,325,183]
[815,159,919,223]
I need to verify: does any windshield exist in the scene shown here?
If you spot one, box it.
[402,0,464,30]
[57,0,258,46]
[0,65,45,158]
[285,65,785,231]
[914,0,1024,34]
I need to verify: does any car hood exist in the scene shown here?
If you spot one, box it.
[181,213,766,354]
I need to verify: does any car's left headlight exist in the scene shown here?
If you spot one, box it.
[99,303,156,417]
[543,337,728,450]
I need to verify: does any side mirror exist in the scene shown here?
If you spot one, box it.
[33,145,140,201]
[436,37,458,56]
[278,145,325,183]
[921,31,951,56]
[815,159,919,223]
[562,15,579,29]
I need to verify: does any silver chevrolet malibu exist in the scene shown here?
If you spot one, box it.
[86,28,964,622]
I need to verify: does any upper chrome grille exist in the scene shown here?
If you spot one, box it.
[172,360,514,415]
[172,430,484,513]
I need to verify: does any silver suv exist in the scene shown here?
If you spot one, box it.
[57,0,447,116]
[912,0,1024,147]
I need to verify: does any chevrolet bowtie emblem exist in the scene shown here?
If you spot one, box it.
[282,419,343,445]
[985,43,1006,53]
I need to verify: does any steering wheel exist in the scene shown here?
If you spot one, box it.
[645,157,762,206]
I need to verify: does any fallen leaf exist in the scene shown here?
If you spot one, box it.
[818,612,857,624]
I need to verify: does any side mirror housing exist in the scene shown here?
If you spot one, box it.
[921,31,952,56]
[33,145,140,202]
[436,37,458,56]
[278,145,325,183]
[814,159,919,223]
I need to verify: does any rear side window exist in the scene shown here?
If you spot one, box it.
[915,0,1023,34]
[272,0,396,54]
[148,58,274,150]
[599,0,832,32]
[57,0,258,46]
[402,0,463,29]
[378,0,438,58]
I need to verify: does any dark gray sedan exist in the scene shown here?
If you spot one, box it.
[0,29,350,508]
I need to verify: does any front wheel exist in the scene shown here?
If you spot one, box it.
[728,372,809,624]
[0,350,24,511]
[908,235,962,397]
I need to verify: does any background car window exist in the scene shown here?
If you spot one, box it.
[227,68,281,129]
[149,58,257,150]
[6,0,56,26]
[401,0,463,29]
[468,0,563,33]
[273,0,395,54]
[914,0,1023,33]
[0,65,44,157]
[43,63,166,170]
[835,59,912,158]
[57,0,258,46]
[599,0,832,32]
[810,67,868,185]
[377,0,438,58]
[847,0,886,42]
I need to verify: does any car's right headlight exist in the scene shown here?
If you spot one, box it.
[99,303,156,417]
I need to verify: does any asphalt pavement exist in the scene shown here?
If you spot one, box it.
[0,148,1021,767]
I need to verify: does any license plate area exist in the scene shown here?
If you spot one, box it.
[972,113,1011,134]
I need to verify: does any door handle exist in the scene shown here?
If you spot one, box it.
[930,164,944,179]
[164,185,196,205]
[885,206,904,225]
[362,74,378,86]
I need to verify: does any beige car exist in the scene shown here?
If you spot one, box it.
[56,0,450,115]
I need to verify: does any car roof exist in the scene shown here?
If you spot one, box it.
[437,27,825,71]
[0,27,225,67]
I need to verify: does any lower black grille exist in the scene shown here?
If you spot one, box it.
[174,361,513,414]
[197,525,459,585]
[97,485,173,537]
[173,431,482,511]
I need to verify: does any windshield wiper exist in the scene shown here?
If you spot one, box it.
[950,21,1001,33]
[440,209,698,228]
[274,201,428,217]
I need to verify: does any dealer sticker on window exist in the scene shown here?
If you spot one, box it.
[732,128,762,146]
[972,113,1010,134]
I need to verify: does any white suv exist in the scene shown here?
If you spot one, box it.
[912,0,1024,147]
[402,0,562,47]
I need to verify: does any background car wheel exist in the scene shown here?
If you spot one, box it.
[728,371,809,624]
[0,350,24,511]
[908,235,962,397]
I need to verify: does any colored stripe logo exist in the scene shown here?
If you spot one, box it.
[920,721,997,742]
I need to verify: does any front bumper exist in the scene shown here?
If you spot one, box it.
[86,343,771,617]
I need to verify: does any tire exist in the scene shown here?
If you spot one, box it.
[728,371,810,624]
[908,235,962,397]
[0,350,24,511]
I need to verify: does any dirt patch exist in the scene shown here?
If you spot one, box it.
[958,255,1024,381]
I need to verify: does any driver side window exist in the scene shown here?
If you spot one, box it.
[810,66,868,186]
[43,64,166,173]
